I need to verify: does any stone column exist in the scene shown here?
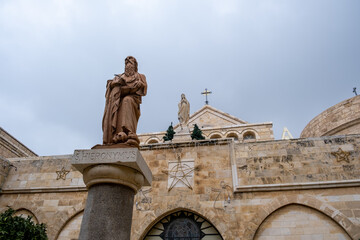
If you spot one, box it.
[71,148,152,240]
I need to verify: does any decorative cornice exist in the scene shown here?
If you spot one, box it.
[140,138,233,150]
[235,179,360,193]
[1,186,87,194]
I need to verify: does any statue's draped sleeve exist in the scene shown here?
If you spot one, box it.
[102,78,121,143]
[102,80,112,132]
[136,74,147,100]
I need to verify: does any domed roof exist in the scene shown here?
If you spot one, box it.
[301,95,360,138]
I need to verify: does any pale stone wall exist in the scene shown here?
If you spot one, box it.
[132,141,237,239]
[0,136,359,239]
[301,95,360,138]
[2,155,85,190]
[254,204,351,240]
[188,111,240,128]
[234,135,360,188]
[0,155,86,240]
[186,104,247,128]
[239,188,360,239]
[131,138,360,240]
[0,157,11,190]
[0,192,86,239]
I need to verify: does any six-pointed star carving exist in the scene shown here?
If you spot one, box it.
[56,167,70,180]
[331,148,351,163]
[168,160,195,191]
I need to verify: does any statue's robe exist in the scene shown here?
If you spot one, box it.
[102,72,147,144]
[178,99,190,126]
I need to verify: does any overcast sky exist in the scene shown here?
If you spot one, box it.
[1,0,359,156]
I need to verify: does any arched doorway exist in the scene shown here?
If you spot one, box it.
[143,210,223,240]
[254,204,351,239]
[56,211,83,240]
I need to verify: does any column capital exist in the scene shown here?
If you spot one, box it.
[83,164,144,192]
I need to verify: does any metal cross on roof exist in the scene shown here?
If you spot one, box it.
[201,88,212,105]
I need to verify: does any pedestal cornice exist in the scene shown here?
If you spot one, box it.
[71,148,152,191]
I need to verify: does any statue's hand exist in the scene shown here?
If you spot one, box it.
[110,80,121,88]
[117,76,126,85]
[134,81,143,88]
[121,87,130,95]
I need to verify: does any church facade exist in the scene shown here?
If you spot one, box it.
[0,96,359,239]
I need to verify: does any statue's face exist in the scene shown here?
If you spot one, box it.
[181,94,185,99]
[124,56,137,76]
[125,61,136,76]
[125,62,132,69]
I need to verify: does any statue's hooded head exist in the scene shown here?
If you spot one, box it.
[125,56,138,76]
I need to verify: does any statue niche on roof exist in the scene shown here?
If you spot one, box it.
[178,93,190,130]
[101,56,147,148]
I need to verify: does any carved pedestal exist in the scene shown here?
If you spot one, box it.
[172,126,192,143]
[71,148,152,240]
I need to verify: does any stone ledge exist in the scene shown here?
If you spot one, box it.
[235,179,360,193]
[1,186,87,194]
[140,138,233,150]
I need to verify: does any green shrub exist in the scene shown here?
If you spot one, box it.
[0,208,47,240]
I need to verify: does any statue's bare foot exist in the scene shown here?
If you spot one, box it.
[113,132,128,143]
[126,132,140,147]
[125,139,139,147]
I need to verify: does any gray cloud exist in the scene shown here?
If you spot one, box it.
[1,0,359,155]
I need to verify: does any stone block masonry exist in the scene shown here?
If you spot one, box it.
[0,136,359,239]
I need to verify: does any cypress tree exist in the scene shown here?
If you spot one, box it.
[163,123,176,142]
[191,124,205,140]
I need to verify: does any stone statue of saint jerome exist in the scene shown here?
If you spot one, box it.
[102,56,147,147]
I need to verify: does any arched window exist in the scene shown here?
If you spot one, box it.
[148,139,159,144]
[209,133,222,139]
[243,131,255,140]
[226,132,239,140]
[144,210,223,239]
